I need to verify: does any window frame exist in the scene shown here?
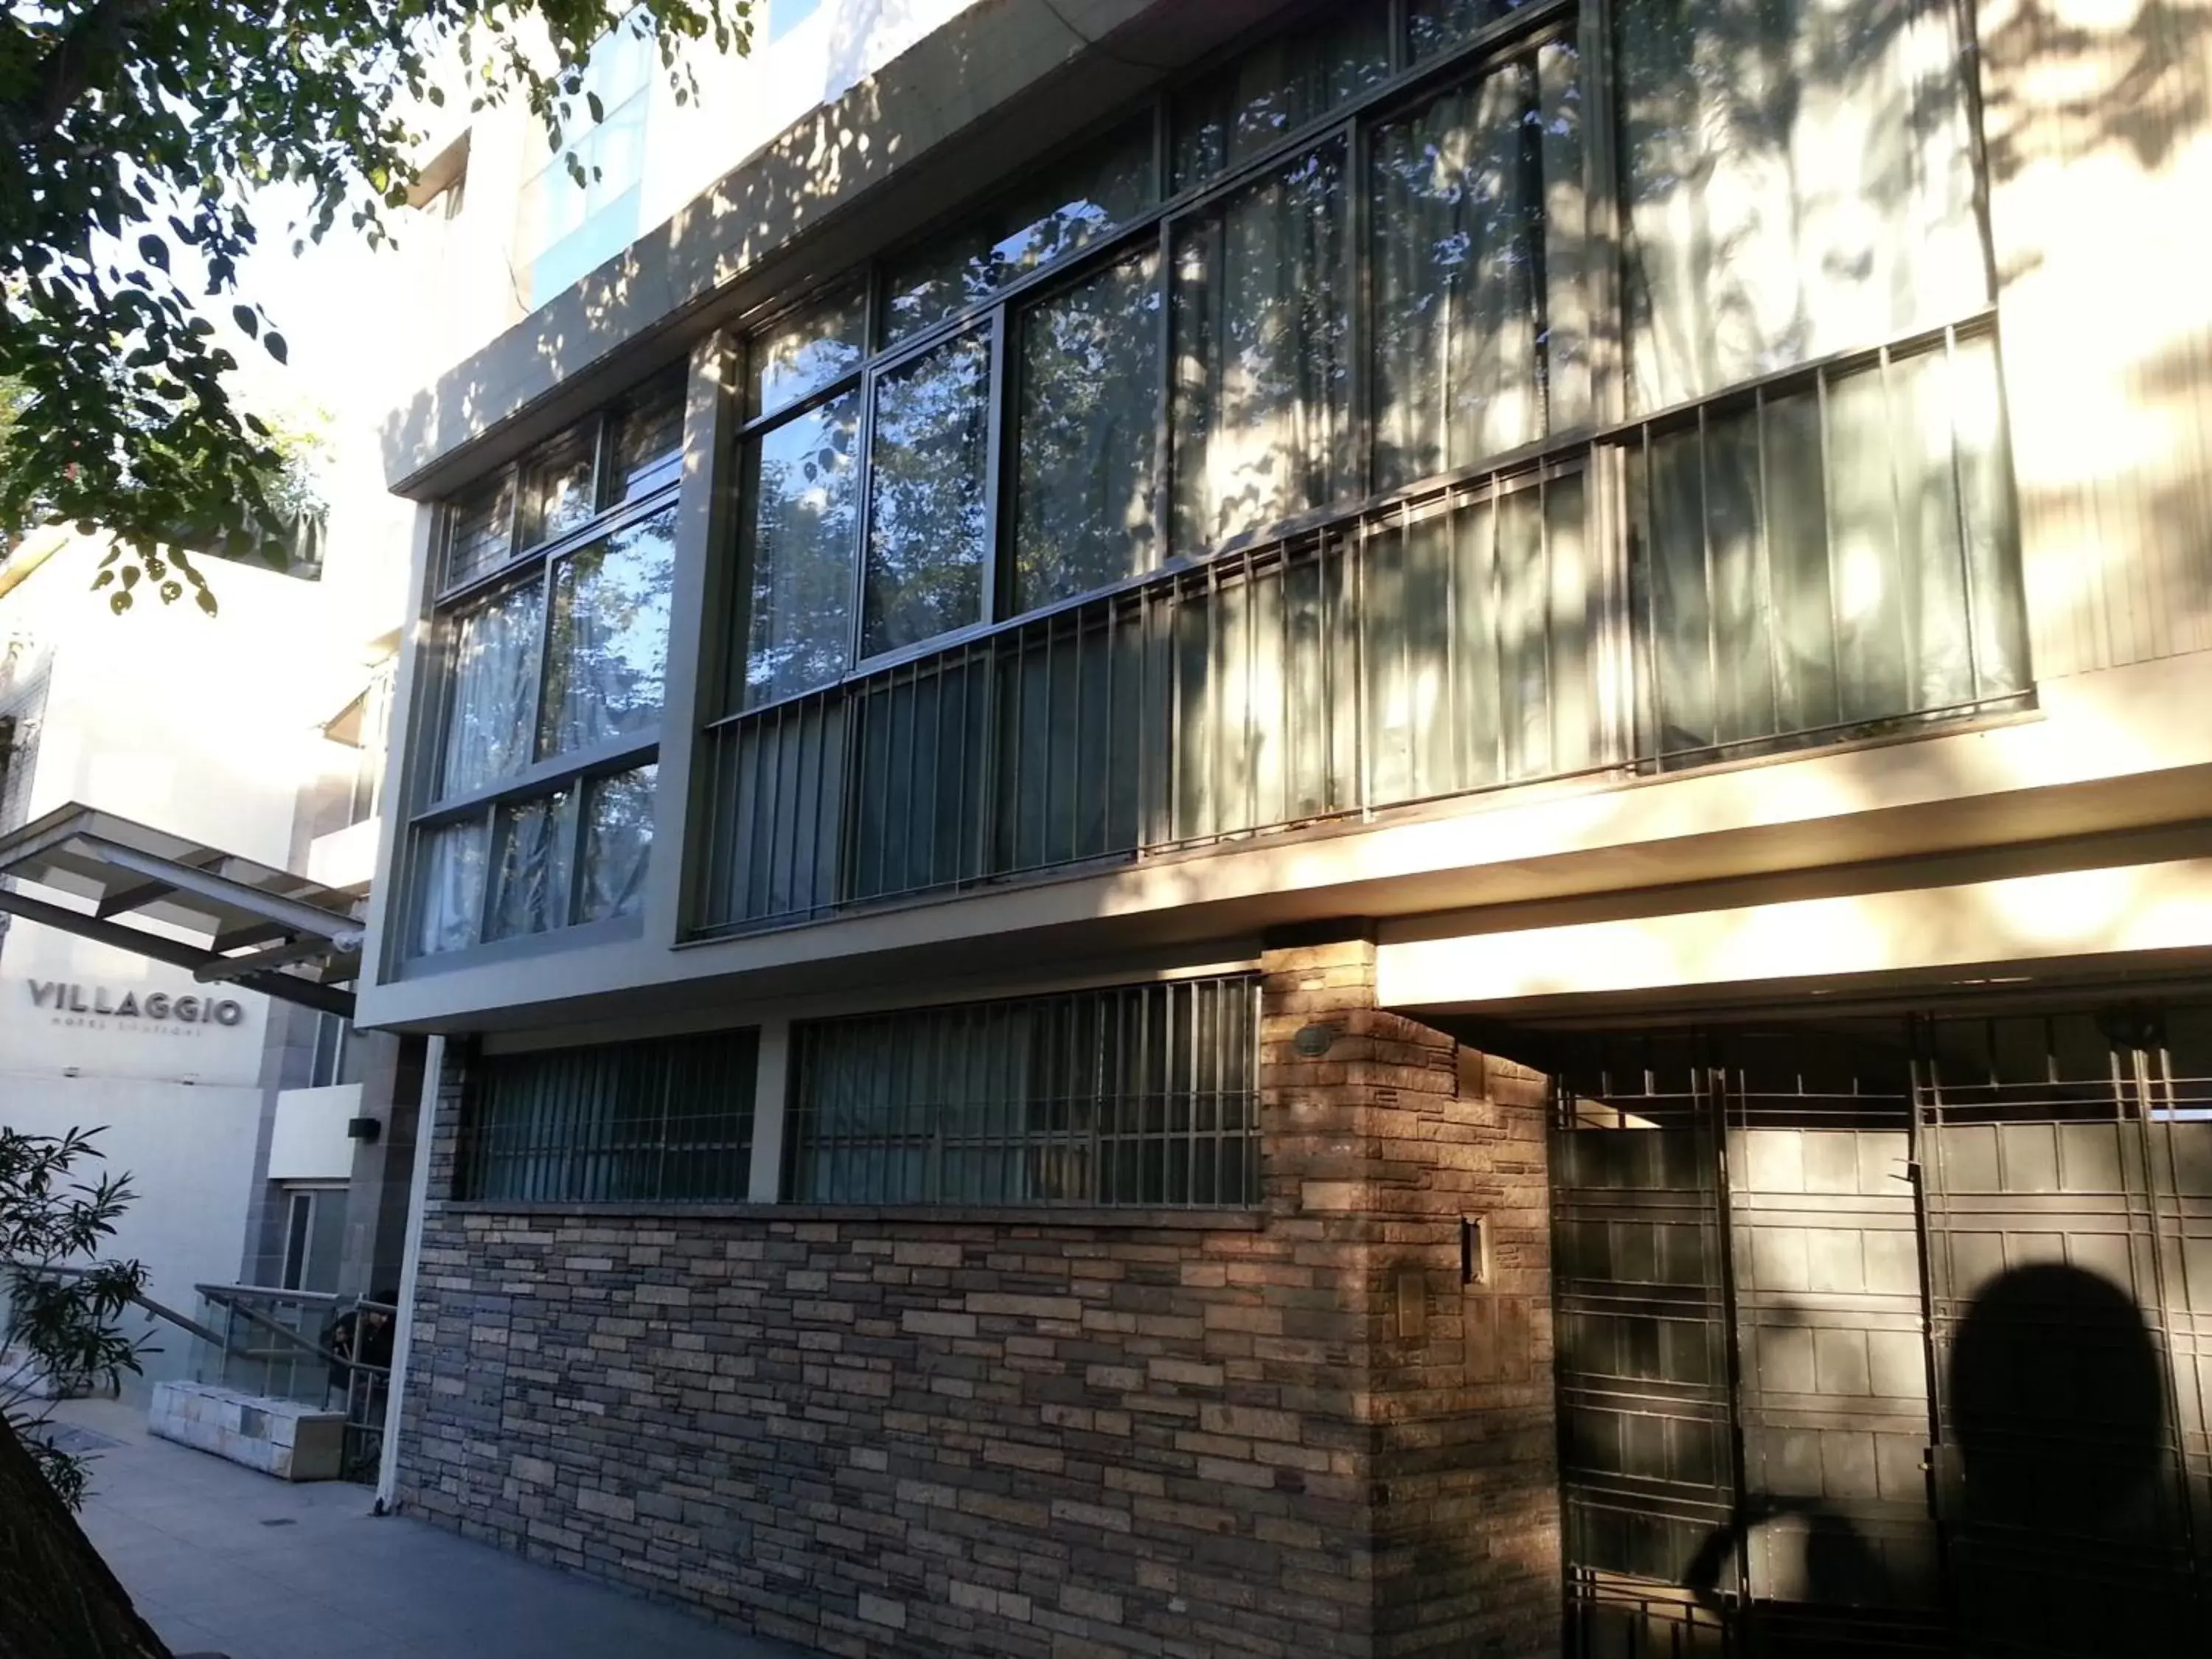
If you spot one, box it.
[720,0,1595,714]
[405,372,684,968]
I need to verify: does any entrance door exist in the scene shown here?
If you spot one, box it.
[1917,1009,2212,1656]
[1554,1028,1947,1656]
[1551,1010,2212,1655]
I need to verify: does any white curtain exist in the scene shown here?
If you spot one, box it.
[1170,141,1354,556]
[439,577,540,797]
[1371,53,1562,490]
[411,820,487,956]
[1637,335,2025,756]
[484,789,577,941]
[577,764,655,924]
[1618,0,1985,411]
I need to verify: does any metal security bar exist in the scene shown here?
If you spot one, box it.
[1620,322,2029,769]
[783,975,1259,1208]
[459,1027,758,1203]
[697,462,1596,932]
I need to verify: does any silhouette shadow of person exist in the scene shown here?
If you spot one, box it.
[1946,1259,2182,1655]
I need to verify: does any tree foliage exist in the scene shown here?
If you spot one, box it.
[0,1124,147,1510]
[0,0,753,608]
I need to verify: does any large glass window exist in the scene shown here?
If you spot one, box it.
[862,329,992,656]
[412,372,683,961]
[1615,0,1984,411]
[459,1027,758,1205]
[1170,141,1354,554]
[1013,246,1163,612]
[1172,5,1390,188]
[736,389,860,706]
[784,977,1259,1208]
[884,118,1157,342]
[1370,41,1587,490]
[514,18,654,309]
[681,0,2023,935]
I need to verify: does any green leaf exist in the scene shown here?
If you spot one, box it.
[232,305,258,338]
[264,333,288,365]
[137,234,168,271]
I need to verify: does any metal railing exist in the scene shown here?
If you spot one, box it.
[692,323,2030,939]
[189,1284,392,1484]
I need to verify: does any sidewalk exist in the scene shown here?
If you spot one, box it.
[52,1397,813,1659]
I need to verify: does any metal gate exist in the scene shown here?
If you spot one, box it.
[1548,1009,2212,1657]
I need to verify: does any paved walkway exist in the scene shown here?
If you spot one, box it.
[53,1397,812,1659]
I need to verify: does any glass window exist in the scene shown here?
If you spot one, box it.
[1370,42,1586,491]
[1170,141,1354,556]
[1408,0,1537,59]
[1013,246,1164,613]
[1627,335,2025,761]
[578,764,657,922]
[883,119,1157,342]
[862,330,992,657]
[1172,6,1388,189]
[445,475,515,589]
[484,787,577,942]
[460,1029,757,1205]
[538,507,675,758]
[748,288,868,419]
[784,977,1259,1208]
[439,577,543,799]
[414,818,488,956]
[515,20,655,309]
[611,373,686,498]
[767,0,821,42]
[1615,0,1985,411]
[518,426,598,549]
[737,388,860,706]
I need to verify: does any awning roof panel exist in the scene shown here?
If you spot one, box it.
[0,804,362,1016]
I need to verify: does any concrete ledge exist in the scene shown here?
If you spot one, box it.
[147,1381,344,1482]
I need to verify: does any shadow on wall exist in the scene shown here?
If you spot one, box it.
[1679,1262,2186,1655]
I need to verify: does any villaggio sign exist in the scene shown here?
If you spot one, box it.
[27,980,245,1030]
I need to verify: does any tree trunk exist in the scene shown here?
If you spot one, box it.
[0,1411,170,1659]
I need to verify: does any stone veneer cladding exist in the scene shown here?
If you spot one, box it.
[394,941,1561,1657]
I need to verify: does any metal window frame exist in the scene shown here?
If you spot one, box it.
[715,0,1585,719]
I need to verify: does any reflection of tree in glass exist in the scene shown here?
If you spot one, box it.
[539,506,676,757]
[1615,0,1981,408]
[1172,7,1390,187]
[1171,143,1354,555]
[740,389,858,707]
[863,331,990,656]
[580,764,657,922]
[1015,248,1161,612]
[750,290,867,417]
[1371,52,1564,490]
[886,120,1155,339]
[485,789,577,939]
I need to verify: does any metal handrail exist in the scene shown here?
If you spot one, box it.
[192,1282,348,1371]
[2,1258,231,1352]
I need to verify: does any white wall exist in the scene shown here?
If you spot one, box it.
[0,539,360,1388]
[0,1074,265,1388]
[421,0,990,374]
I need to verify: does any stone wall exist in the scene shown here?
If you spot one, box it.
[393,942,1559,1658]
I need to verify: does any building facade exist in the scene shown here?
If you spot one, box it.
[0,534,406,1384]
[358,0,2212,1652]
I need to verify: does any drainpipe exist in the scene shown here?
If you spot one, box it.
[374,1033,444,1514]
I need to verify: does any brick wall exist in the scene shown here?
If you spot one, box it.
[394,943,1559,1658]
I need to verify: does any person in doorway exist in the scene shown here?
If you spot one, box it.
[321,1289,398,1410]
